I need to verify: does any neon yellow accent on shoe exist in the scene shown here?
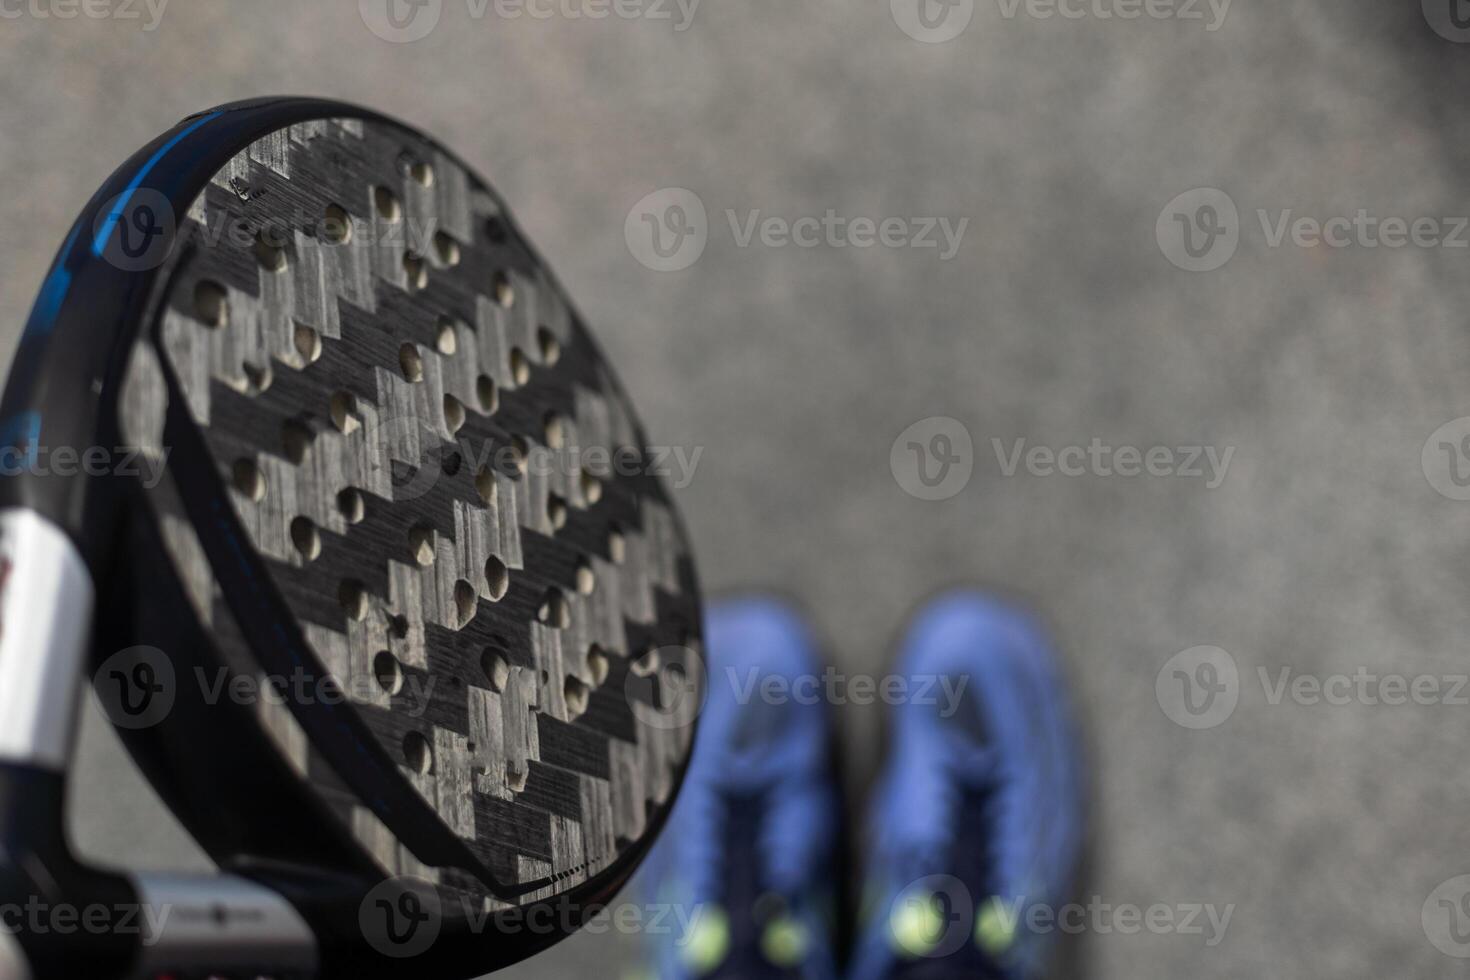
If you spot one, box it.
[889,892,946,958]
[760,915,811,968]
[678,905,731,977]
[975,896,1017,957]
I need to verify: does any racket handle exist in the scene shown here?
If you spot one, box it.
[0,763,137,979]
[0,510,316,979]
[0,508,134,977]
[124,873,318,979]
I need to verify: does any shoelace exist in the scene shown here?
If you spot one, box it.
[872,764,1021,978]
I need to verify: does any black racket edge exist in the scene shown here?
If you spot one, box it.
[0,96,698,980]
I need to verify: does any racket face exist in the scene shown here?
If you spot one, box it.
[64,105,703,934]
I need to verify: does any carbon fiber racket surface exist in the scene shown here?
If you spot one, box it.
[113,114,703,911]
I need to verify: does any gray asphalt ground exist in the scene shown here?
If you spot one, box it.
[5,1,1470,977]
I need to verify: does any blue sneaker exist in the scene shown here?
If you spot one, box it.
[639,595,844,980]
[849,591,1084,980]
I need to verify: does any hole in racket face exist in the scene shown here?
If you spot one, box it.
[575,559,595,595]
[485,556,509,601]
[436,317,458,355]
[253,229,287,273]
[399,343,423,382]
[290,517,321,561]
[587,646,610,685]
[329,391,360,433]
[118,111,703,914]
[194,280,228,327]
[373,185,401,222]
[482,647,510,692]
[374,650,404,696]
[232,459,265,501]
[322,203,352,244]
[337,487,365,523]
[538,326,561,366]
[403,731,433,774]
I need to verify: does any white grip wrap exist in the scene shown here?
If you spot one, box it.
[0,509,93,771]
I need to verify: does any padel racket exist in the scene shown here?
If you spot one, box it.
[0,97,703,979]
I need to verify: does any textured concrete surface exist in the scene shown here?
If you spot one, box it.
[4,1,1470,977]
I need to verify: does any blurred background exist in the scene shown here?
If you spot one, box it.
[5,1,1470,976]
